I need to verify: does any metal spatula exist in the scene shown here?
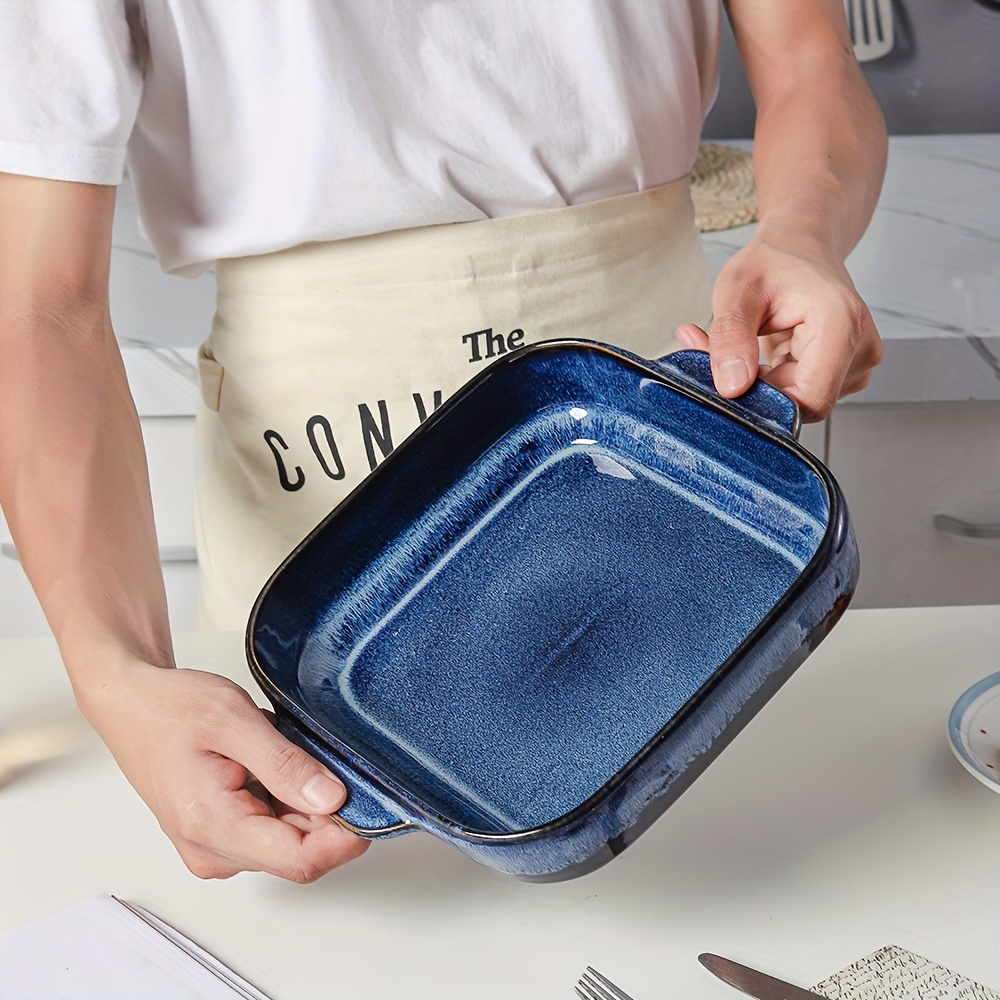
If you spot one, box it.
[846,0,894,61]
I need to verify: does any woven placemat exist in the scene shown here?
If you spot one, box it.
[813,946,1000,1000]
[690,142,758,232]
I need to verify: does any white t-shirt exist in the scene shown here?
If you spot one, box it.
[0,0,720,276]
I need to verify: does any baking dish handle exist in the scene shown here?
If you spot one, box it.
[654,349,801,440]
[332,780,416,839]
[274,710,416,838]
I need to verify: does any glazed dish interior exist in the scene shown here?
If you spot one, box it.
[251,346,831,835]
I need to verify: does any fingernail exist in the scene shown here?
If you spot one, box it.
[302,773,345,811]
[716,358,750,395]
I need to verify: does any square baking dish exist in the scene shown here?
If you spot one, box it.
[247,342,858,879]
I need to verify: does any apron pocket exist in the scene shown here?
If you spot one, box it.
[197,342,225,412]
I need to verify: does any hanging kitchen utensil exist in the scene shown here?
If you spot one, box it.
[846,0,894,61]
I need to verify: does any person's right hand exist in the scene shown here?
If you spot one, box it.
[1,174,367,883]
[79,659,370,882]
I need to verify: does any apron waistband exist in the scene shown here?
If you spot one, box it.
[214,174,700,294]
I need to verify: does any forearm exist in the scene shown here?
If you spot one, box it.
[730,1,888,259]
[0,176,174,708]
[752,68,886,260]
[0,320,173,674]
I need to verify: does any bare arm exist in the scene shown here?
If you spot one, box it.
[0,176,172,674]
[0,173,366,880]
[677,0,887,420]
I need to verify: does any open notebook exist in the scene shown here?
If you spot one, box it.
[0,893,270,999]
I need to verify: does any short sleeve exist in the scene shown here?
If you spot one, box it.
[0,0,143,184]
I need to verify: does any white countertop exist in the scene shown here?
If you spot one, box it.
[112,135,1000,416]
[2,605,1000,999]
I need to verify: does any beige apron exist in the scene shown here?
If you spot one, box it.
[194,177,712,629]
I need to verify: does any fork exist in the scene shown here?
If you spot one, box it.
[576,967,636,1000]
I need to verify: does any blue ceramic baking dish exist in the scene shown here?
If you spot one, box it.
[247,341,858,880]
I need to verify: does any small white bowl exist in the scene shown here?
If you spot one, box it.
[949,671,1000,792]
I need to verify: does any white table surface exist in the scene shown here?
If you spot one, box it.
[2,606,1000,999]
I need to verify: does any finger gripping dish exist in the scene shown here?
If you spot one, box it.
[248,342,857,879]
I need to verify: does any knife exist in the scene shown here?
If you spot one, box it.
[699,953,829,1000]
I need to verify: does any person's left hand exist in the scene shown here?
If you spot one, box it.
[676,227,883,422]
[80,658,370,882]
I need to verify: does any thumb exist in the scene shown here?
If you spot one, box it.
[223,710,347,815]
[706,282,767,398]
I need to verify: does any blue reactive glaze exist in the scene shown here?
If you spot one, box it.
[655,350,801,439]
[294,413,822,833]
[248,341,857,877]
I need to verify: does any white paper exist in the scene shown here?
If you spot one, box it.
[0,894,270,999]
[815,945,1000,1000]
